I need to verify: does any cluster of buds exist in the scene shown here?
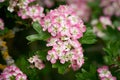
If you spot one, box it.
[28,55,45,70]
[41,5,86,71]
[0,65,27,80]
[97,66,116,80]
[0,18,4,30]
[100,0,120,17]
[66,0,91,22]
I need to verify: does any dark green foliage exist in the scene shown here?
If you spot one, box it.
[76,64,97,80]
[79,27,96,44]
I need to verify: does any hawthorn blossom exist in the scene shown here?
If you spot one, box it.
[41,5,86,71]
[47,49,58,64]
[17,8,29,19]
[97,66,117,80]
[28,55,45,70]
[0,18,4,30]
[0,65,27,80]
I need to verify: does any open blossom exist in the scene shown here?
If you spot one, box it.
[41,5,86,39]
[28,55,45,70]
[18,5,45,22]
[0,18,4,30]
[41,5,86,71]
[0,65,27,80]
[97,66,117,80]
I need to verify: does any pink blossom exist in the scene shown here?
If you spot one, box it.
[34,60,45,70]
[97,66,117,80]
[46,36,59,46]
[47,49,58,64]
[28,55,45,70]
[0,65,27,80]
[42,5,86,71]
[27,5,44,18]
[18,9,29,19]
[16,73,27,80]
[70,26,83,39]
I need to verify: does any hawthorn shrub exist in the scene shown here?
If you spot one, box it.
[0,0,120,80]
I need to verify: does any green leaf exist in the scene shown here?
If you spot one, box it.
[52,61,70,74]
[26,22,51,42]
[32,21,43,34]
[76,64,97,80]
[26,34,42,42]
[79,27,96,44]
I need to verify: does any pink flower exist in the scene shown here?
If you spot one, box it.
[43,5,86,71]
[18,9,29,19]
[47,49,58,64]
[97,66,117,80]
[0,18,4,30]
[28,55,45,70]
[70,26,83,39]
[97,66,111,78]
[27,5,45,18]
[46,36,59,46]
[34,60,45,70]
[0,65,27,80]
[16,73,27,80]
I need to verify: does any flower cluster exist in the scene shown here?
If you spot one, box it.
[8,0,35,12]
[8,0,45,22]
[18,5,44,21]
[0,65,27,80]
[97,66,116,80]
[66,0,91,22]
[100,0,120,17]
[0,18,4,30]
[41,5,86,71]
[28,55,45,70]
